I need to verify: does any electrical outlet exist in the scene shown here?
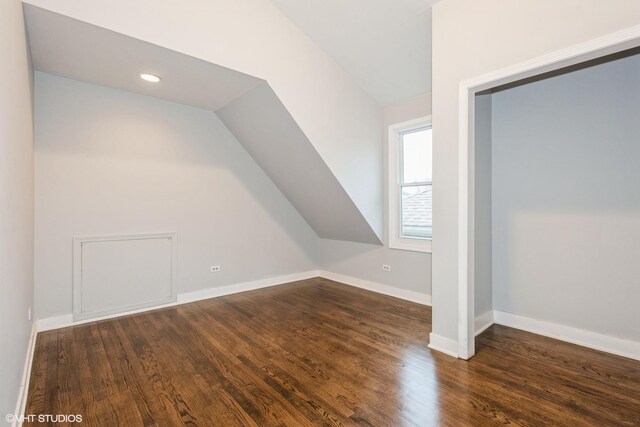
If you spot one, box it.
[382,264,391,272]
[210,266,221,273]
[28,307,32,321]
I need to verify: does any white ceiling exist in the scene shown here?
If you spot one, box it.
[24,5,263,111]
[269,0,435,106]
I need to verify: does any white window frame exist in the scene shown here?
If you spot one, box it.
[388,116,432,253]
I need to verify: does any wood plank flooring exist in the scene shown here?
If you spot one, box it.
[26,278,640,426]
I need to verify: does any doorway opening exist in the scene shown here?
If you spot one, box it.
[458,28,640,360]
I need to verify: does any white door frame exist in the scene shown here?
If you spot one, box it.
[456,25,640,360]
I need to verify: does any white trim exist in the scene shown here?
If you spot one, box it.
[37,270,432,332]
[457,86,472,359]
[72,232,178,322]
[12,321,37,427]
[493,311,640,362]
[457,25,640,360]
[37,270,319,332]
[389,238,432,254]
[388,116,433,254]
[428,333,458,358]
[460,25,640,92]
[474,310,495,337]
[317,270,432,306]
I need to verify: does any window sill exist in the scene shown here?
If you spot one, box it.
[389,238,432,254]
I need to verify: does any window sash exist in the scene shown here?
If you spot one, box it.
[388,116,432,253]
[398,129,432,241]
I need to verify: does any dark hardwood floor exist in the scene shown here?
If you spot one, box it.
[26,278,640,426]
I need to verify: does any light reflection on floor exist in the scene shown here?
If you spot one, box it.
[399,344,441,426]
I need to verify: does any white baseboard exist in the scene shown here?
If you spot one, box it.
[493,310,640,361]
[12,321,37,427]
[36,270,432,333]
[36,314,74,332]
[317,270,432,306]
[428,333,458,358]
[474,310,495,336]
[36,270,318,332]
[177,270,318,304]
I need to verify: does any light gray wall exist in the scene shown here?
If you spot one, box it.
[431,0,639,345]
[0,0,35,418]
[316,94,432,296]
[491,53,640,342]
[25,0,384,242]
[473,93,492,318]
[34,73,318,319]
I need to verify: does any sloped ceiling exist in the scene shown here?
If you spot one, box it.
[217,83,381,244]
[24,4,383,245]
[270,0,435,106]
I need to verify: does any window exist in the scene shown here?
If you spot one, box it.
[388,117,432,252]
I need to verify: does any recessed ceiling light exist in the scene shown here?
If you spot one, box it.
[140,73,161,83]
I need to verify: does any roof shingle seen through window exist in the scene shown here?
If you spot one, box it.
[402,185,432,238]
